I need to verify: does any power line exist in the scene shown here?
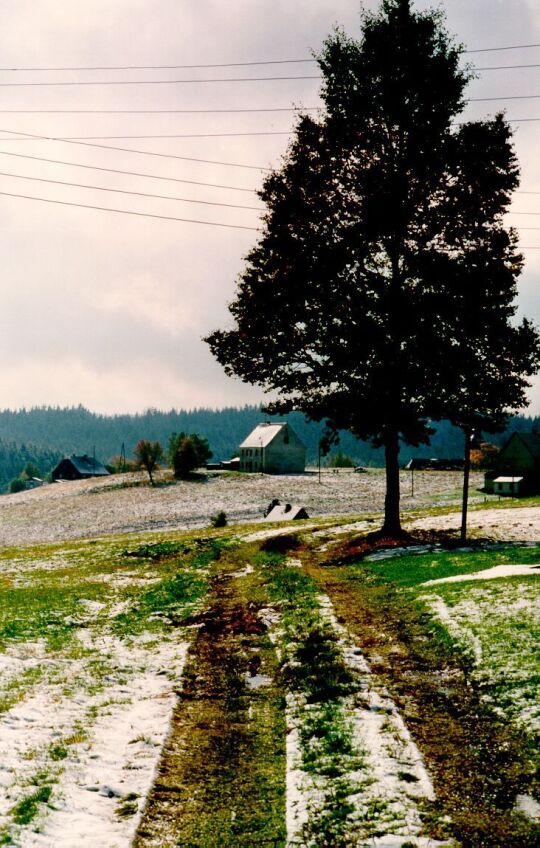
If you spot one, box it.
[477,63,540,71]
[0,59,317,71]
[0,126,271,171]
[466,42,540,53]
[469,94,540,102]
[0,107,321,114]
[7,131,292,140]
[0,41,537,72]
[0,91,539,115]
[0,96,535,114]
[0,75,320,88]
[2,67,540,87]
[0,169,264,210]
[0,189,261,230]
[0,149,260,192]
[0,66,537,91]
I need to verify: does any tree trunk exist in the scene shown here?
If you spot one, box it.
[381,429,403,537]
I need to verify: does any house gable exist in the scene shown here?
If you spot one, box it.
[239,422,305,474]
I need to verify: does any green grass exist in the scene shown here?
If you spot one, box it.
[11,785,53,825]
[261,550,375,847]
[423,575,540,740]
[356,543,540,589]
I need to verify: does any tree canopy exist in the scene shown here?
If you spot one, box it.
[134,439,163,486]
[206,0,540,535]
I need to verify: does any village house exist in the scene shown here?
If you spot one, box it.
[239,422,306,474]
[52,454,110,481]
[484,431,540,496]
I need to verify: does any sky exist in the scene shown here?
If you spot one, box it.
[0,0,539,414]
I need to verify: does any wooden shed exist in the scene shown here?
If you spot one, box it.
[239,423,305,474]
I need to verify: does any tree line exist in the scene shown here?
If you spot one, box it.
[0,404,536,492]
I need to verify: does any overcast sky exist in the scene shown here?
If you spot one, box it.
[0,0,539,414]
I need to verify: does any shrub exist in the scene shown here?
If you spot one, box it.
[327,450,356,468]
[169,432,212,478]
[9,478,26,493]
[210,510,227,528]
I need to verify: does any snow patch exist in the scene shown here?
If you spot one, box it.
[422,562,540,586]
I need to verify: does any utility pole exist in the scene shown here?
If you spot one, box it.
[460,428,472,543]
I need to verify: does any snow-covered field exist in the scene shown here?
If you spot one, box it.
[0,468,484,547]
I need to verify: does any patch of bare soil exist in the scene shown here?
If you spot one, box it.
[303,544,540,848]
[134,553,286,848]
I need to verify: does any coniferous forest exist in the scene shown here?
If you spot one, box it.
[0,404,536,492]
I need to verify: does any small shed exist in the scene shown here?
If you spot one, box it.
[52,454,110,481]
[493,476,524,496]
[239,422,305,474]
[264,502,309,522]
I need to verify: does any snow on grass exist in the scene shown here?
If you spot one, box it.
[422,562,540,585]
[0,468,485,548]
[265,556,449,847]
[0,529,219,847]
[0,631,188,847]
[422,576,540,737]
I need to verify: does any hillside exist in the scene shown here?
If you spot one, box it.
[0,468,483,547]
[0,405,537,493]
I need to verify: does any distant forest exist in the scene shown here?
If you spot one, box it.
[0,404,537,492]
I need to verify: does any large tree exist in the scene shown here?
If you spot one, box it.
[206,0,540,536]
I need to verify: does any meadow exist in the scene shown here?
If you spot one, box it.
[0,503,537,847]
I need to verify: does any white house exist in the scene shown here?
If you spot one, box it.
[239,422,306,474]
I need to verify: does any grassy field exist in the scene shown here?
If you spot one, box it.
[0,517,537,846]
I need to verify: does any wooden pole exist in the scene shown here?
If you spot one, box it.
[460,427,472,543]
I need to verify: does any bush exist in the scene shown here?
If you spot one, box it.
[169,432,212,478]
[327,450,356,468]
[9,478,26,493]
[210,510,227,528]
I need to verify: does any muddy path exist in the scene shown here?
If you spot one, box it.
[303,548,539,848]
[134,548,286,848]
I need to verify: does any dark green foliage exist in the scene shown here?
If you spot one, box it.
[210,510,228,528]
[133,439,163,486]
[8,478,26,494]
[172,436,200,479]
[206,0,540,536]
[327,450,355,468]
[0,405,539,480]
[0,438,60,493]
[282,624,356,702]
[169,431,212,476]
